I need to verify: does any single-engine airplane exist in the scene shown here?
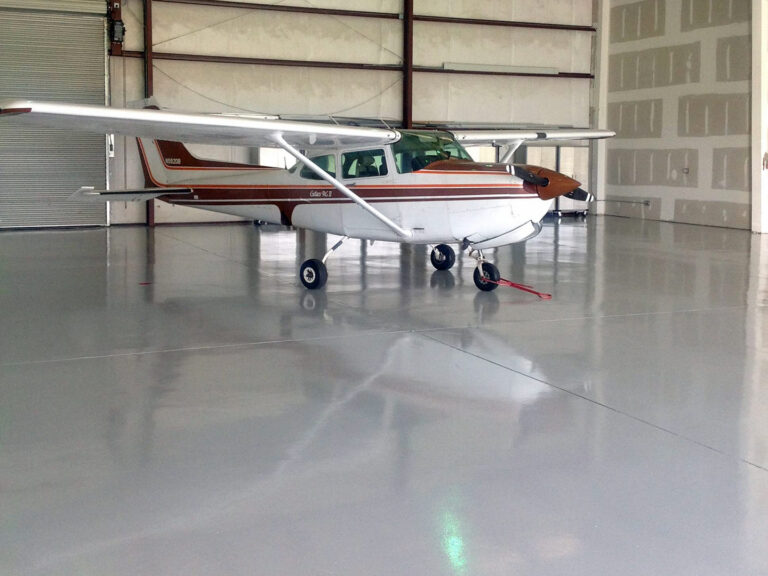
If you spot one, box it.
[0,99,613,291]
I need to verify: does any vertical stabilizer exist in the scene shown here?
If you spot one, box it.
[135,137,266,188]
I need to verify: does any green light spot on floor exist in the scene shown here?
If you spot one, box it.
[442,511,467,574]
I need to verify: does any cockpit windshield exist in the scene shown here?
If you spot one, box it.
[391,130,472,173]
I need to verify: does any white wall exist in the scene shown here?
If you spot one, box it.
[752,0,768,232]
[602,0,752,229]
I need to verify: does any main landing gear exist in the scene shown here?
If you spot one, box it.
[430,243,456,270]
[299,236,348,290]
[299,259,327,290]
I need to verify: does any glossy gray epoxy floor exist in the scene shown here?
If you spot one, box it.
[1,216,767,575]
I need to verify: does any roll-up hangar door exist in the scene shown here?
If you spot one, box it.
[0,0,107,228]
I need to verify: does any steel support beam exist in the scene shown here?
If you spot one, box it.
[402,0,413,129]
[158,0,399,20]
[144,0,155,226]
[120,52,593,80]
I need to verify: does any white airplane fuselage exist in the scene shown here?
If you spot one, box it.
[139,137,552,249]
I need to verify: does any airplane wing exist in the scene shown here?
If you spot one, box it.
[451,128,615,162]
[0,100,400,149]
[451,128,616,146]
[0,99,411,238]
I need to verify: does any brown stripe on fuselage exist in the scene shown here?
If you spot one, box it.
[164,186,533,225]
[159,185,528,203]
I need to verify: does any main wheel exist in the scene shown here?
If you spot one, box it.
[300,259,328,290]
[430,244,456,270]
[473,262,500,292]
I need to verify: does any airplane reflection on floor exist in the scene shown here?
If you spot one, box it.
[2,218,768,575]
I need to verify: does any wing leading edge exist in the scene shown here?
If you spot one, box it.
[451,128,615,162]
[451,128,616,146]
[0,100,400,150]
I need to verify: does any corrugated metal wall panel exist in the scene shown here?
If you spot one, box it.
[0,11,107,228]
[0,1,105,15]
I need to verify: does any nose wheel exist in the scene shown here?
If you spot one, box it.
[467,248,500,291]
[473,261,500,291]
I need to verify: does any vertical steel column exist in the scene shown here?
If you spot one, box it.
[402,0,413,129]
[144,0,154,98]
[554,147,561,216]
[144,0,155,226]
[108,1,124,56]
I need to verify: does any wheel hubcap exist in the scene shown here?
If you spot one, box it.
[303,268,315,283]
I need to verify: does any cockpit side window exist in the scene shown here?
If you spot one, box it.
[299,154,336,180]
[341,149,388,179]
[392,131,472,173]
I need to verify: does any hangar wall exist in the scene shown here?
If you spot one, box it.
[110,0,596,225]
[600,0,753,229]
[754,0,768,233]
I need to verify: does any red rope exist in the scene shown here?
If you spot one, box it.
[489,278,552,299]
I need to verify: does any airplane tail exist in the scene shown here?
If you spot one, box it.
[136,137,260,188]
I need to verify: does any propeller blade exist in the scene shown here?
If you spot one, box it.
[513,165,549,187]
[565,187,593,202]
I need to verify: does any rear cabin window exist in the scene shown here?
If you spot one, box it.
[341,149,388,179]
[300,154,336,180]
[392,131,472,173]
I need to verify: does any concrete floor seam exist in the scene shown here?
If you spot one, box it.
[0,327,421,368]
[419,331,768,474]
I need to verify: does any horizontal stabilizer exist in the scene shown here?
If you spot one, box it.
[70,186,193,202]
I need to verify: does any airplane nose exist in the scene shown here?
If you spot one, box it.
[515,165,581,200]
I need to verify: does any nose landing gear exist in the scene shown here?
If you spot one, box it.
[468,249,501,292]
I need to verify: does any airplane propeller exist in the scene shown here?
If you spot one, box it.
[512,164,590,201]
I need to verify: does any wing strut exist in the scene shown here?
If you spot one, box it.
[500,141,524,163]
[271,133,412,239]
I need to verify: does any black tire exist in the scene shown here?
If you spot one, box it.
[473,262,500,292]
[300,259,328,290]
[430,244,456,270]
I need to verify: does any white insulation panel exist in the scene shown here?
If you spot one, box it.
[152,60,402,118]
[414,22,592,74]
[413,73,591,126]
[152,3,403,66]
